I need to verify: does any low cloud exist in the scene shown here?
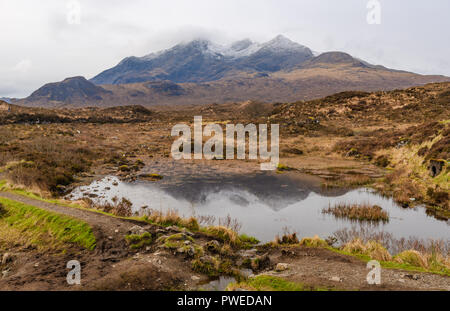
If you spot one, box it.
[12,59,33,74]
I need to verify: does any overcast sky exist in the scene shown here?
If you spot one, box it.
[1,0,449,98]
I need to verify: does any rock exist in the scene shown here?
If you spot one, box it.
[398,279,405,283]
[239,248,258,258]
[346,148,360,157]
[182,228,194,236]
[205,240,221,253]
[1,253,14,265]
[405,274,420,280]
[129,225,146,235]
[329,276,342,282]
[2,270,9,278]
[281,249,296,257]
[191,275,200,281]
[166,226,181,232]
[176,246,195,258]
[275,263,289,272]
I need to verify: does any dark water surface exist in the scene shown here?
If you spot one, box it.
[69,171,449,243]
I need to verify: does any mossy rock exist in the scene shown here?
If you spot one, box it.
[165,233,194,242]
[125,232,152,249]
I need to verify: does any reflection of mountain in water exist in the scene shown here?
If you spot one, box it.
[153,172,350,211]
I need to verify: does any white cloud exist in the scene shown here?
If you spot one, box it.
[12,59,32,73]
[0,0,449,98]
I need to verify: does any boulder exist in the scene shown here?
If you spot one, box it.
[275,263,289,272]
[129,225,146,235]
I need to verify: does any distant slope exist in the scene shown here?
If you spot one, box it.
[22,76,112,107]
[16,68,450,108]
[299,52,370,69]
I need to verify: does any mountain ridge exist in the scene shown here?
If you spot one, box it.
[14,35,450,108]
[90,35,315,85]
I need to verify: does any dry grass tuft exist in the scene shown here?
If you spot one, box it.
[394,250,429,268]
[342,239,392,261]
[322,202,389,222]
[342,238,367,254]
[86,196,133,217]
[322,175,373,189]
[274,232,299,245]
[143,209,200,231]
[205,226,240,246]
[365,240,392,261]
[299,235,328,248]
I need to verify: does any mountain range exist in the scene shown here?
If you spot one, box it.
[90,35,315,84]
[15,35,450,108]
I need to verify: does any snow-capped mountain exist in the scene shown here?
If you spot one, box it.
[90,35,314,85]
[19,35,450,108]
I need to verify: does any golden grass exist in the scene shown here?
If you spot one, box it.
[342,238,366,254]
[204,226,240,246]
[142,209,200,231]
[273,232,299,245]
[322,202,389,222]
[342,239,450,274]
[394,250,428,269]
[365,240,392,261]
[342,239,391,261]
[378,133,449,210]
[299,235,329,248]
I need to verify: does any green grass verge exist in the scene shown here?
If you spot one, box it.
[227,275,331,291]
[0,180,82,208]
[0,197,96,251]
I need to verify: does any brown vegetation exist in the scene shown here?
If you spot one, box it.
[322,202,389,223]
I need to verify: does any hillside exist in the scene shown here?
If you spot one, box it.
[16,71,449,108]
[21,77,112,107]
